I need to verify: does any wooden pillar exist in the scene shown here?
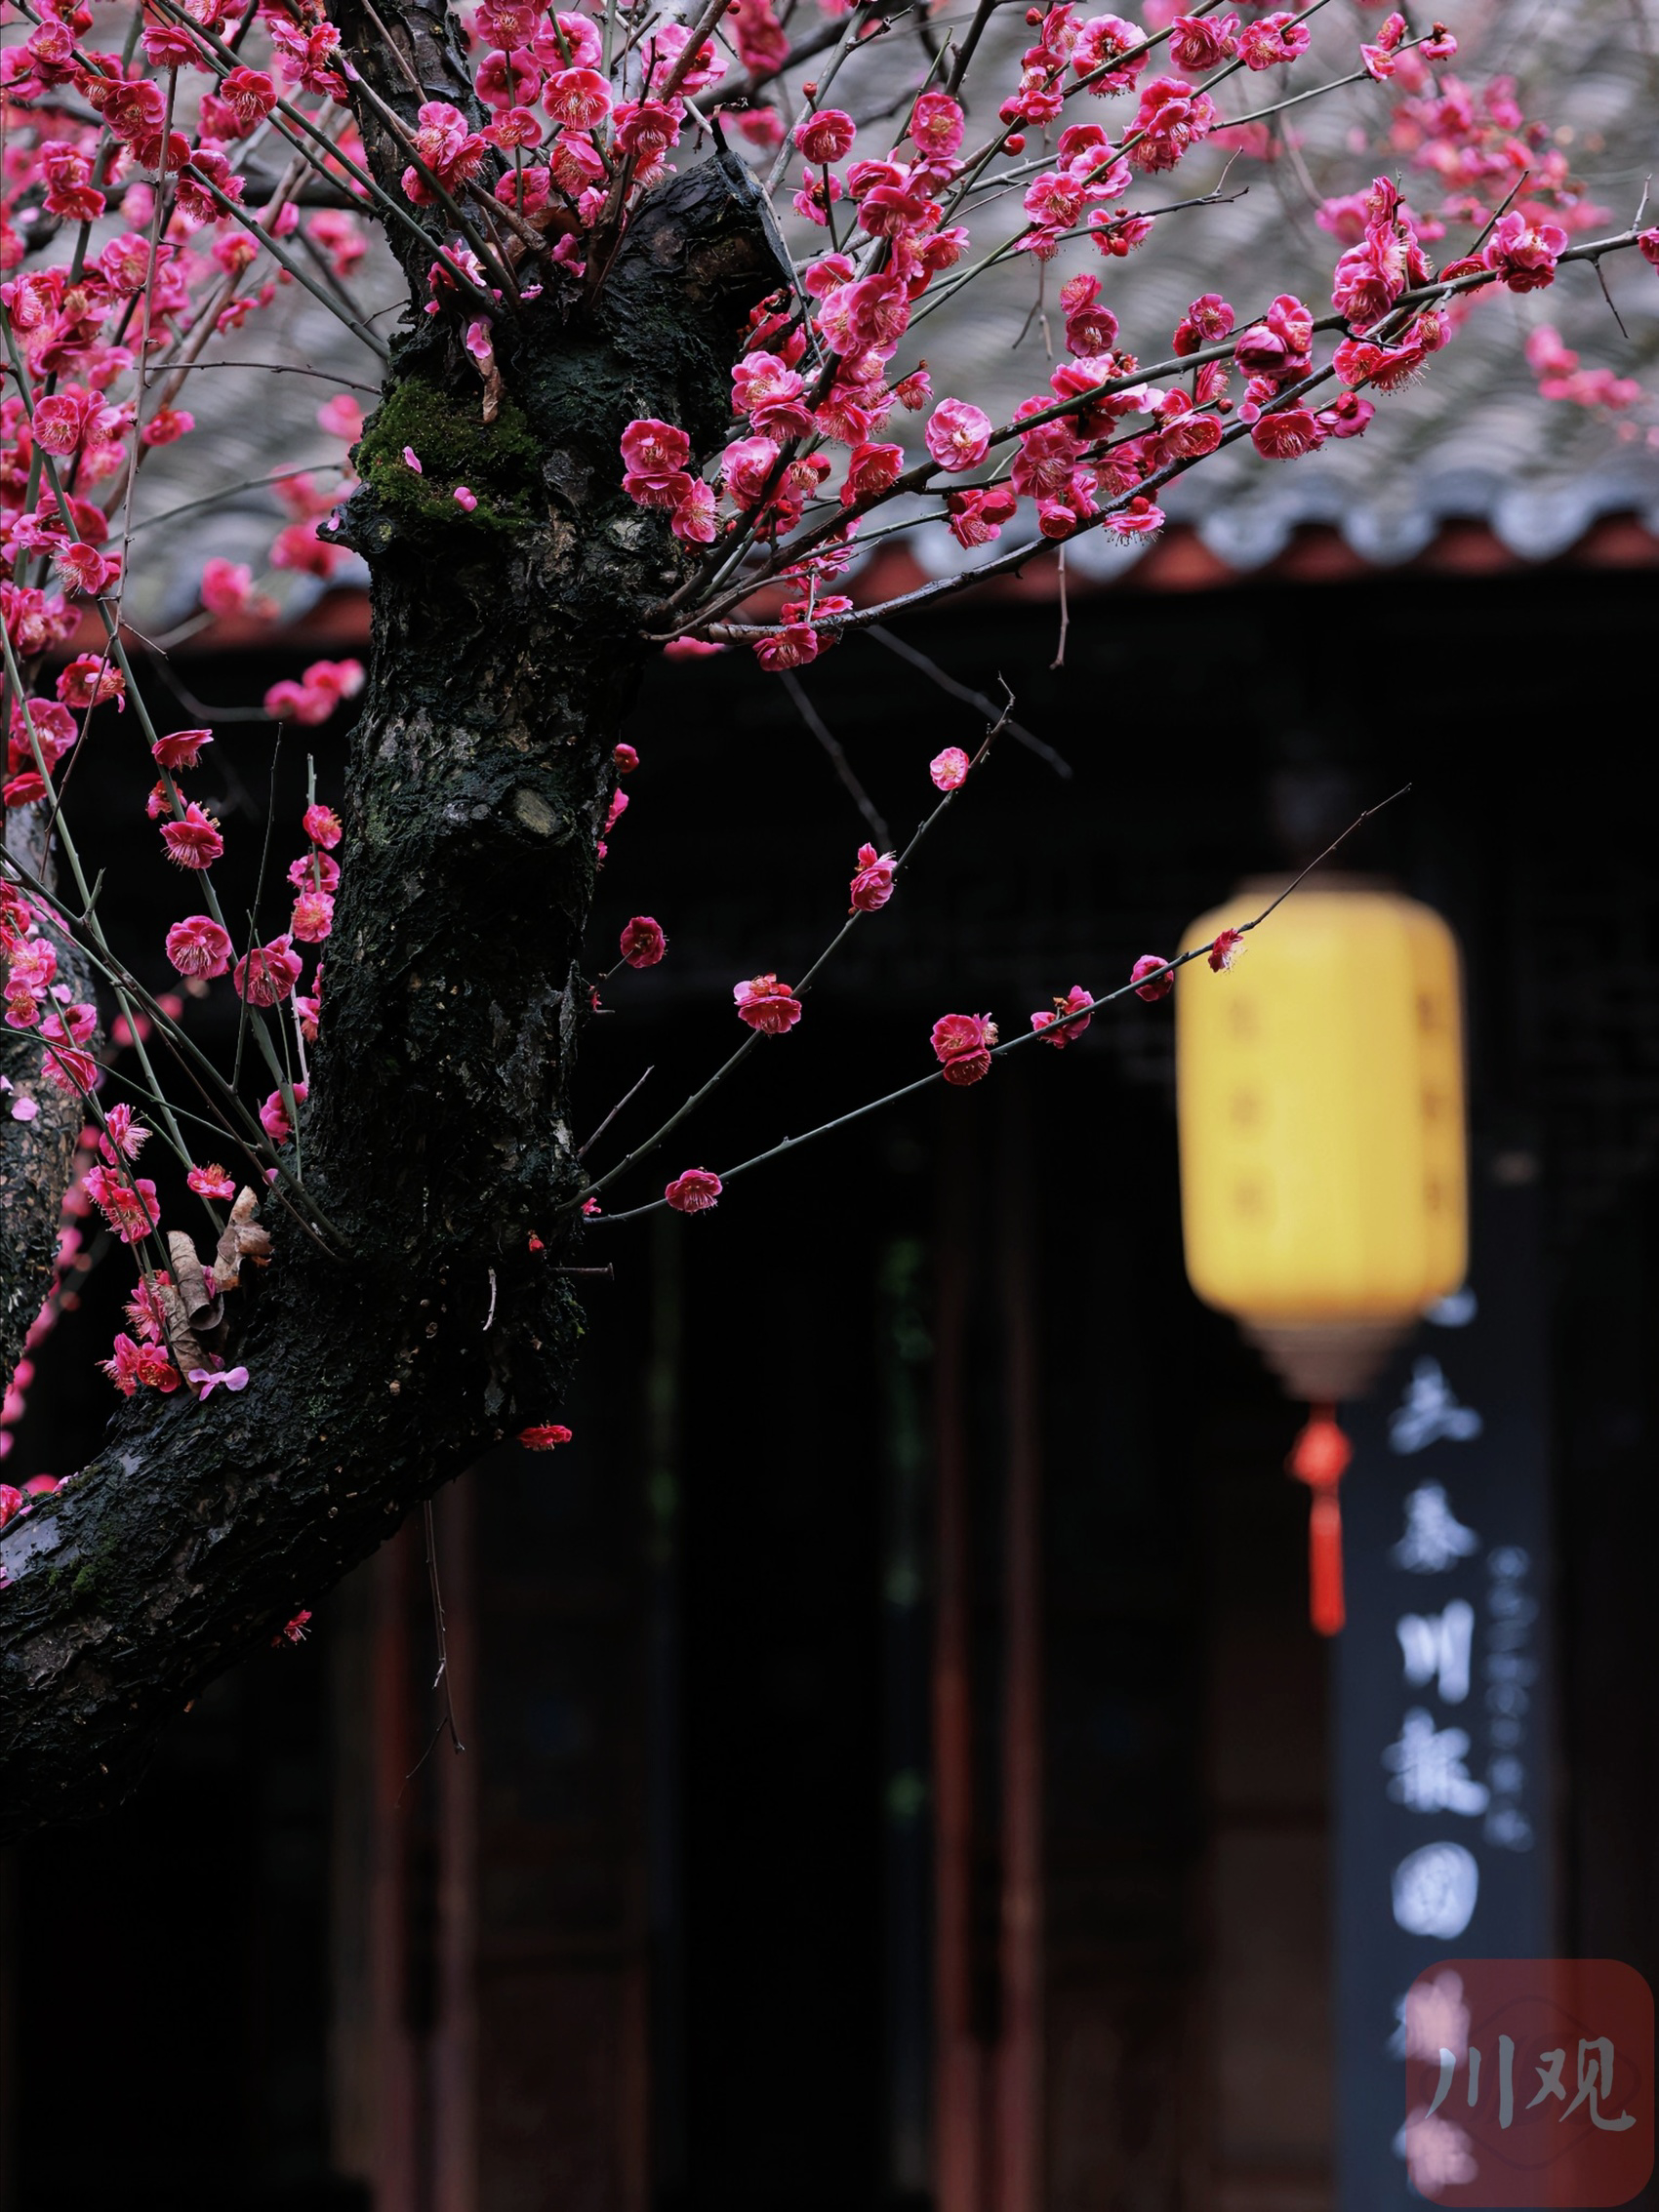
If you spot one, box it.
[995,1086,1044,2212]
[933,1081,1048,2212]
[934,1106,985,2212]
[333,1433,651,2212]
[333,1493,479,2212]
[0,1851,16,2212]
[433,1480,478,2212]
[367,1523,421,2212]
[646,1208,686,2201]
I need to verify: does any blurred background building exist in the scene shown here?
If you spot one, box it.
[1,497,1658,2211]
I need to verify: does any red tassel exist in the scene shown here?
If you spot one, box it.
[1308,1492,1346,1636]
[1287,1404,1352,1637]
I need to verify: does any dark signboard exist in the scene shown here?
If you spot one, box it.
[1336,1177,1556,2211]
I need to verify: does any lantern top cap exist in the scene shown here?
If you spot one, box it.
[1182,879,1461,960]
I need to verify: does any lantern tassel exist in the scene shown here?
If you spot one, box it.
[1308,1492,1345,1636]
[1287,1403,1353,1637]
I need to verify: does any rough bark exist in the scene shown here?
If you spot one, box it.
[0,806,97,1398]
[0,12,789,1837]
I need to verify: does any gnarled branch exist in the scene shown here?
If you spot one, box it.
[0,101,789,1839]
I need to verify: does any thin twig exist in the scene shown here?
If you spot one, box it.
[1234,784,1412,938]
[232,734,284,1096]
[426,1500,465,1741]
[659,0,737,101]
[1592,256,1631,341]
[344,68,521,296]
[178,163,392,359]
[660,150,1619,650]
[147,360,384,392]
[780,670,891,847]
[1466,170,1531,258]
[128,462,347,538]
[0,843,348,1249]
[139,651,281,725]
[698,224,1654,656]
[578,1065,656,1157]
[578,691,1016,1209]
[403,1501,466,1787]
[944,0,999,94]
[865,627,1072,780]
[140,0,503,317]
[356,0,425,94]
[586,785,1412,1227]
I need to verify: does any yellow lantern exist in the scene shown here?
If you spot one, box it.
[1175,881,1468,1632]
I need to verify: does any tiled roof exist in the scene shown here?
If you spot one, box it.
[854,0,1659,583]
[123,276,392,632]
[124,0,1659,632]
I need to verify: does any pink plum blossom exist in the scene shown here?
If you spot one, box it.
[1481,210,1568,293]
[849,844,898,913]
[165,916,233,978]
[1031,985,1093,1046]
[620,916,668,967]
[665,1168,722,1213]
[924,398,993,472]
[152,728,213,770]
[161,805,224,869]
[734,975,803,1034]
[190,1365,251,1397]
[931,1012,997,1085]
[234,935,303,1007]
[1131,954,1174,1001]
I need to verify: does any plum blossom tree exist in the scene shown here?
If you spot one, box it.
[0,0,1650,1834]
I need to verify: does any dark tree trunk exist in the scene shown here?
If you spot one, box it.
[0,9,789,1838]
[0,806,96,1396]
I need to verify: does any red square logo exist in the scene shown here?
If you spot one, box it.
[1403,1960,1653,2206]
